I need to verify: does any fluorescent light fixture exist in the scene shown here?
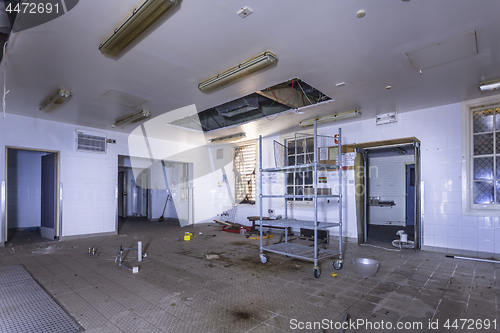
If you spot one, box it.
[99,0,178,57]
[210,133,246,144]
[479,79,500,92]
[112,110,150,127]
[39,89,72,113]
[376,112,397,125]
[198,52,278,91]
[299,110,361,127]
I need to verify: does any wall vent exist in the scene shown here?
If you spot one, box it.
[76,130,107,153]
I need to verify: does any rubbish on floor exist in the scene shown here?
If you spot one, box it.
[353,258,379,278]
[392,230,414,249]
[249,234,274,240]
[184,232,193,241]
[206,254,220,260]
[88,247,96,255]
[214,219,252,233]
[330,272,338,277]
[115,242,147,272]
[132,266,139,273]
[446,254,500,264]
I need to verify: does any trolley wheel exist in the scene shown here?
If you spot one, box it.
[313,267,321,278]
[333,260,343,270]
[259,254,268,264]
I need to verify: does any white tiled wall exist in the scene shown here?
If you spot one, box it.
[0,113,130,241]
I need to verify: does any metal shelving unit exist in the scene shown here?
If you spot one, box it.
[258,121,344,278]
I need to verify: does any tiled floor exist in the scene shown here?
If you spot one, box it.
[0,218,499,333]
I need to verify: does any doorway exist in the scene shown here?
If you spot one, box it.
[5,147,60,244]
[353,138,421,249]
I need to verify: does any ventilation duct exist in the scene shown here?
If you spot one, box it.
[215,97,259,117]
[76,130,107,153]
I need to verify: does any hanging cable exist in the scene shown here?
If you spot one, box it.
[208,111,222,129]
[255,95,279,121]
[2,41,9,118]
[259,79,296,121]
[297,80,314,105]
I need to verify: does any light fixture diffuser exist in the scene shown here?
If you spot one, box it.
[210,133,246,144]
[479,79,500,92]
[39,89,72,113]
[99,0,178,57]
[376,112,397,125]
[198,52,278,91]
[112,110,150,127]
[299,110,361,127]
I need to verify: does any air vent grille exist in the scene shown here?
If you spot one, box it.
[76,131,107,153]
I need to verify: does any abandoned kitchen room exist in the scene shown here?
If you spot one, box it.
[1,1,500,332]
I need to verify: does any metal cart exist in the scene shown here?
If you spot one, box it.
[258,121,344,278]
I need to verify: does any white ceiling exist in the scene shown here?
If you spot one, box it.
[3,0,500,141]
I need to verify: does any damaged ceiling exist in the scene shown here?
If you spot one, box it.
[1,1,500,141]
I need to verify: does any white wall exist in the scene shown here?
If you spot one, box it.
[368,153,415,226]
[0,113,131,242]
[6,149,44,228]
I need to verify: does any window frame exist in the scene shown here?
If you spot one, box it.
[233,141,257,205]
[462,95,500,215]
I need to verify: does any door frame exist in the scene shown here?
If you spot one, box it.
[350,137,422,250]
[405,163,416,227]
[4,146,61,245]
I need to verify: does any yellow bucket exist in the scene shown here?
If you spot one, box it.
[184,232,193,241]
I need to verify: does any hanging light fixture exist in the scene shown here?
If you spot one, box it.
[39,89,72,113]
[99,0,179,57]
[299,110,360,127]
[112,110,150,127]
[198,52,278,91]
[479,79,500,92]
[210,133,246,144]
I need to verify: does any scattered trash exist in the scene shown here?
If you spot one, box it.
[88,247,96,255]
[206,254,220,260]
[132,266,139,274]
[199,232,203,235]
[330,272,338,277]
[249,235,274,240]
[176,238,181,241]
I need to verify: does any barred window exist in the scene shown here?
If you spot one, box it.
[471,104,500,205]
[234,143,256,204]
[286,136,314,202]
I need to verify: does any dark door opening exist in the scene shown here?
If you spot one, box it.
[5,148,59,245]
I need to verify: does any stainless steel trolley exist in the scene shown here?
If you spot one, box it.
[258,121,344,278]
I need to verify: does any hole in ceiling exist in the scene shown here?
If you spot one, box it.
[170,78,332,132]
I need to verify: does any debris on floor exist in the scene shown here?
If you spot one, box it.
[206,254,220,260]
[249,234,274,240]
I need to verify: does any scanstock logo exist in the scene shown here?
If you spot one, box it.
[8,0,80,32]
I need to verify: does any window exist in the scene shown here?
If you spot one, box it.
[470,103,500,206]
[286,135,314,202]
[234,143,256,204]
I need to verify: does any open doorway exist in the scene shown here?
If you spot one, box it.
[5,147,59,245]
[117,155,194,233]
[353,138,421,249]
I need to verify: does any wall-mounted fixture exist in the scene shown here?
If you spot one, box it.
[376,112,397,125]
[39,89,72,113]
[99,0,178,57]
[112,110,150,127]
[210,133,246,144]
[299,110,361,127]
[479,79,500,92]
[198,51,278,91]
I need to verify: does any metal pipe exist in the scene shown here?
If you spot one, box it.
[313,121,318,267]
[138,241,142,262]
[259,135,263,254]
[338,128,343,259]
[446,255,500,264]
[284,138,288,220]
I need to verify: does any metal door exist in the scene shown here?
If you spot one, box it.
[40,153,56,240]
